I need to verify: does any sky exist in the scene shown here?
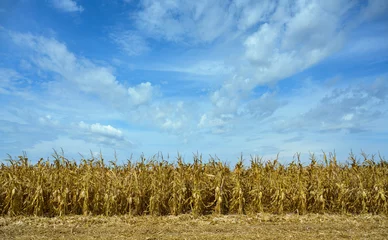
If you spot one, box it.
[0,0,387,164]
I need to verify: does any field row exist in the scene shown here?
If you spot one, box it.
[1,152,387,216]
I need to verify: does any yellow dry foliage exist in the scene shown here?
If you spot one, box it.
[0,151,387,216]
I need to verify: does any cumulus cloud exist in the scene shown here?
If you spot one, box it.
[269,76,388,134]
[51,0,84,13]
[144,101,194,132]
[208,74,255,123]
[38,115,59,126]
[211,88,240,115]
[243,0,347,85]
[244,23,279,66]
[124,0,386,134]
[302,79,388,132]
[161,118,182,130]
[79,121,124,140]
[206,0,360,122]
[197,113,234,134]
[128,82,155,106]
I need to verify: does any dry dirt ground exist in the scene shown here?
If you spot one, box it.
[1,214,387,239]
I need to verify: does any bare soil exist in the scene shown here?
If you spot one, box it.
[1,214,387,239]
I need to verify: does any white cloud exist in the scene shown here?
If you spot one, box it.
[127,82,155,106]
[236,0,277,31]
[244,23,279,65]
[134,0,236,43]
[211,88,240,115]
[110,31,150,56]
[246,91,285,119]
[39,115,59,126]
[10,32,128,105]
[197,114,207,128]
[147,100,193,132]
[135,60,235,80]
[194,75,388,161]
[0,68,19,89]
[2,1,388,162]
[162,118,182,130]
[207,0,353,120]
[270,76,388,134]
[244,0,346,85]
[197,113,233,134]
[8,32,195,137]
[281,2,339,51]
[342,113,354,121]
[126,0,379,130]
[198,73,388,148]
[165,60,234,76]
[79,121,124,140]
[51,0,84,13]
[209,75,252,117]
[0,68,32,95]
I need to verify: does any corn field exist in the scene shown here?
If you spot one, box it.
[1,151,387,216]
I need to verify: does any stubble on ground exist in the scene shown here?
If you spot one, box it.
[1,214,387,240]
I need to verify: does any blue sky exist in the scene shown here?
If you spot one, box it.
[0,0,387,164]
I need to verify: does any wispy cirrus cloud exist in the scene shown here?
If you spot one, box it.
[6,31,194,142]
[109,30,150,56]
[134,0,236,43]
[10,32,129,105]
[50,0,84,13]
[0,68,20,93]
